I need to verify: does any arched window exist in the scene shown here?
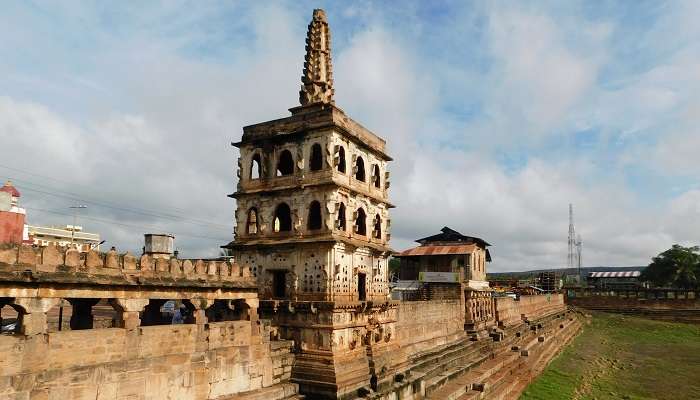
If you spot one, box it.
[373,214,382,239]
[372,164,381,188]
[277,150,294,176]
[246,208,258,235]
[273,203,292,232]
[307,201,322,230]
[309,143,323,171]
[354,208,367,236]
[250,154,261,180]
[336,203,346,231]
[337,146,346,173]
[354,157,366,182]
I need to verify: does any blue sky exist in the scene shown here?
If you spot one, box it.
[1,1,698,271]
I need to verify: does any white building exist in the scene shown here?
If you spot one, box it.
[27,225,101,252]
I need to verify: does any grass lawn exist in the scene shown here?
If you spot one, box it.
[520,312,700,400]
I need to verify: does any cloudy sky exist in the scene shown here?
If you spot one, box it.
[1,1,698,271]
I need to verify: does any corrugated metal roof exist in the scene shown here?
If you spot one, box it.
[588,271,641,278]
[397,244,477,257]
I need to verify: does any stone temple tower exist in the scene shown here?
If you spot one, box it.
[227,9,400,399]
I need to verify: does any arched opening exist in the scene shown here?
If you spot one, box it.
[336,203,346,231]
[337,146,346,173]
[309,143,323,171]
[372,164,381,188]
[273,203,292,232]
[355,208,367,236]
[0,300,22,335]
[204,299,252,322]
[355,157,366,182]
[246,208,258,235]
[250,154,261,179]
[277,150,294,176]
[46,298,118,331]
[373,214,382,239]
[141,299,195,326]
[308,201,322,230]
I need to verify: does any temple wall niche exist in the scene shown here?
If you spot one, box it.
[331,243,389,302]
[234,245,334,301]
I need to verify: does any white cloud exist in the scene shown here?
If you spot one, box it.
[0,2,698,272]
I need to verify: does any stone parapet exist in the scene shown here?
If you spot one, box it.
[0,243,254,289]
[494,294,566,328]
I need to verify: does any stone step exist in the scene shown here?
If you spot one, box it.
[411,338,483,372]
[451,316,581,400]
[421,327,535,398]
[412,340,492,382]
[220,383,302,400]
[426,351,522,400]
[423,351,494,397]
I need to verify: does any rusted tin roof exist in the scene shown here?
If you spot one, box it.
[396,244,477,257]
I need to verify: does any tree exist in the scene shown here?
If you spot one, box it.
[641,245,700,289]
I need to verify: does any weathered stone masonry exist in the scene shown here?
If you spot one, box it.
[0,244,302,400]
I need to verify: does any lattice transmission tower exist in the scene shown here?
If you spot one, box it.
[568,204,583,283]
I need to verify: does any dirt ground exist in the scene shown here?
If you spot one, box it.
[520,311,700,400]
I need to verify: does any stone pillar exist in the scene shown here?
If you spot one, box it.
[110,298,149,330]
[14,297,60,336]
[190,298,213,325]
[244,298,259,322]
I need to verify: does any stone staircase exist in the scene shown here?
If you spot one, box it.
[220,382,304,400]
[420,314,581,400]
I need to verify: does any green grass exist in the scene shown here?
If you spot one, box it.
[520,312,700,400]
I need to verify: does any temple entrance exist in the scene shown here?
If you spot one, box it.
[358,273,367,301]
[273,271,287,299]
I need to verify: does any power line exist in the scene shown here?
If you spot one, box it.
[4,174,233,230]
[28,206,232,242]
[0,163,232,223]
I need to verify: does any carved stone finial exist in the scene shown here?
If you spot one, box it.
[299,9,334,106]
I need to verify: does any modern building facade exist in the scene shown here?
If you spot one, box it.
[27,225,101,252]
[396,227,491,290]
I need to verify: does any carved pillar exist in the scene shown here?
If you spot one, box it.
[244,298,259,322]
[190,298,213,325]
[14,297,60,336]
[110,298,149,330]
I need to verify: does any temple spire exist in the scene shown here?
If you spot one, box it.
[299,9,335,106]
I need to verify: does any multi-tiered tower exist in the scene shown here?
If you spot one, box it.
[227,9,400,399]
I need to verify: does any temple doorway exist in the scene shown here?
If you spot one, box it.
[273,270,287,299]
[358,273,367,301]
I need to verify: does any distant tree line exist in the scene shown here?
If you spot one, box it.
[641,245,700,289]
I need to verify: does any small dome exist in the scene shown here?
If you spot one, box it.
[0,180,20,197]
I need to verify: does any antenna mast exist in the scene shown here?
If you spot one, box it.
[568,204,583,284]
[568,204,575,269]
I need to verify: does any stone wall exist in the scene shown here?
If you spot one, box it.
[0,243,301,400]
[235,242,389,302]
[396,299,466,356]
[0,243,254,287]
[494,294,565,329]
[567,289,700,323]
[0,321,295,399]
